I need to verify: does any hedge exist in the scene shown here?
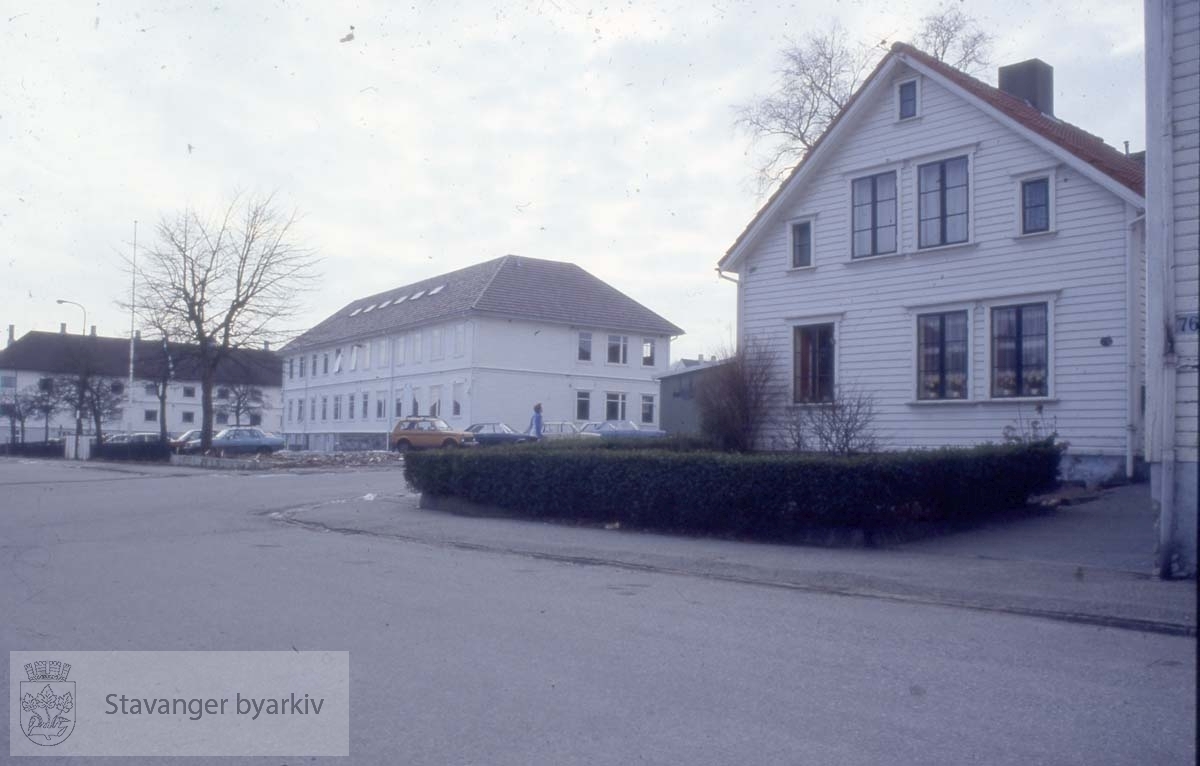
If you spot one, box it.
[92,441,173,462]
[403,441,1061,539]
[0,441,65,458]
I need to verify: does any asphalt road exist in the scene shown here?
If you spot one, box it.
[1,459,1195,765]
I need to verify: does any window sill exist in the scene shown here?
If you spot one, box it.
[1013,229,1057,241]
[984,396,1058,404]
[906,398,977,406]
[895,115,922,124]
[846,241,979,265]
[786,265,817,273]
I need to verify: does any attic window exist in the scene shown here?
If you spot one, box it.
[363,304,376,313]
[350,308,362,316]
[897,79,919,120]
[428,284,445,295]
[411,290,426,300]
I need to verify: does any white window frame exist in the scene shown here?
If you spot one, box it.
[606,334,628,365]
[640,394,655,424]
[907,301,976,404]
[982,292,1058,402]
[576,391,591,421]
[641,338,656,367]
[911,147,977,252]
[144,409,157,423]
[413,332,423,363]
[787,216,817,270]
[454,324,466,357]
[847,167,901,260]
[1014,169,1057,237]
[915,152,973,251]
[895,77,921,122]
[784,312,843,405]
[578,331,593,362]
[376,391,387,420]
[605,392,627,420]
[431,327,444,361]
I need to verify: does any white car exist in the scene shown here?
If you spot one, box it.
[540,421,601,440]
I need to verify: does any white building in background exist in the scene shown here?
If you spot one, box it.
[0,326,283,442]
[717,43,1148,484]
[1145,0,1199,577]
[280,255,684,451]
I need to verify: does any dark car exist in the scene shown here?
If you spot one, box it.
[170,429,204,453]
[184,427,285,457]
[580,420,667,438]
[466,422,530,446]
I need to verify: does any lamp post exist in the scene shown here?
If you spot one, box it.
[55,299,87,458]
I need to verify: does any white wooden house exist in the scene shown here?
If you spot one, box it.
[279,255,683,451]
[717,43,1147,484]
[1145,0,1199,576]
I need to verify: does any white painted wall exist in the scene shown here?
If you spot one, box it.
[734,62,1141,467]
[0,368,281,442]
[279,315,670,445]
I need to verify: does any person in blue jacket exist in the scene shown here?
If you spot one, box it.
[527,402,544,440]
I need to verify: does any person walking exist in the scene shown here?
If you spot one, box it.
[527,402,544,440]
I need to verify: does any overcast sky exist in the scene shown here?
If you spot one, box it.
[2,1,1145,360]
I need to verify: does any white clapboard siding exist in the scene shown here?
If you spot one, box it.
[1172,0,1200,461]
[737,62,1139,456]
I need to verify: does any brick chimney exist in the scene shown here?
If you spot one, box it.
[998,58,1054,116]
[263,340,271,351]
[6,325,13,347]
[90,325,97,337]
[135,330,141,340]
[60,323,67,335]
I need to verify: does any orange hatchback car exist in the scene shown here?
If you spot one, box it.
[390,416,477,452]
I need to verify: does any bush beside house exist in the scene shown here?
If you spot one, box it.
[404,441,1061,540]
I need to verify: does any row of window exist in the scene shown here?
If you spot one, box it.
[282,389,658,425]
[792,301,1051,403]
[789,159,1052,268]
[573,391,656,423]
[141,410,263,426]
[288,326,468,381]
[577,333,656,366]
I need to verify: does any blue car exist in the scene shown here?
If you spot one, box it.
[580,420,667,438]
[184,427,285,456]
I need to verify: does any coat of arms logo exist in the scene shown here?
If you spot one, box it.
[19,660,75,746]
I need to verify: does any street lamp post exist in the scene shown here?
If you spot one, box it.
[56,299,87,459]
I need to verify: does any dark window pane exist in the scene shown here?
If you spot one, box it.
[792,221,811,267]
[899,81,917,118]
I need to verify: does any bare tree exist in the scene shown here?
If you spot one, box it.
[217,384,265,426]
[696,337,777,451]
[129,194,317,449]
[778,385,879,455]
[55,374,125,444]
[736,11,993,195]
[915,6,991,75]
[0,391,33,443]
[29,378,64,442]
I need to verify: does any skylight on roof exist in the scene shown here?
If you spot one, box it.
[410,290,426,300]
[349,308,362,316]
[393,295,407,305]
[378,299,391,308]
[363,304,376,313]
[428,284,445,295]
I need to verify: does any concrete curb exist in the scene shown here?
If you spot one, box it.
[170,454,273,471]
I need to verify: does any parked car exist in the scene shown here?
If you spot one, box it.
[103,432,162,444]
[540,421,601,440]
[183,427,285,456]
[390,417,477,451]
[580,420,667,438]
[466,422,530,446]
[170,429,204,453]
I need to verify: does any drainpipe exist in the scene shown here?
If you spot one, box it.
[1125,211,1145,481]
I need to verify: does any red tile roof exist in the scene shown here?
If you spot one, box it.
[721,43,1144,266]
[893,43,1145,197]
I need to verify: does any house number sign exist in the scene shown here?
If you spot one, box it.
[1177,313,1199,334]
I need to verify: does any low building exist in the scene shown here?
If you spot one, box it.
[658,357,726,435]
[279,255,684,451]
[0,326,282,443]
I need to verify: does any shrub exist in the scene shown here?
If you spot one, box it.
[404,440,1061,540]
[92,441,173,462]
[0,441,65,458]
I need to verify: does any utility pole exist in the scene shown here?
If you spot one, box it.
[127,220,137,436]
